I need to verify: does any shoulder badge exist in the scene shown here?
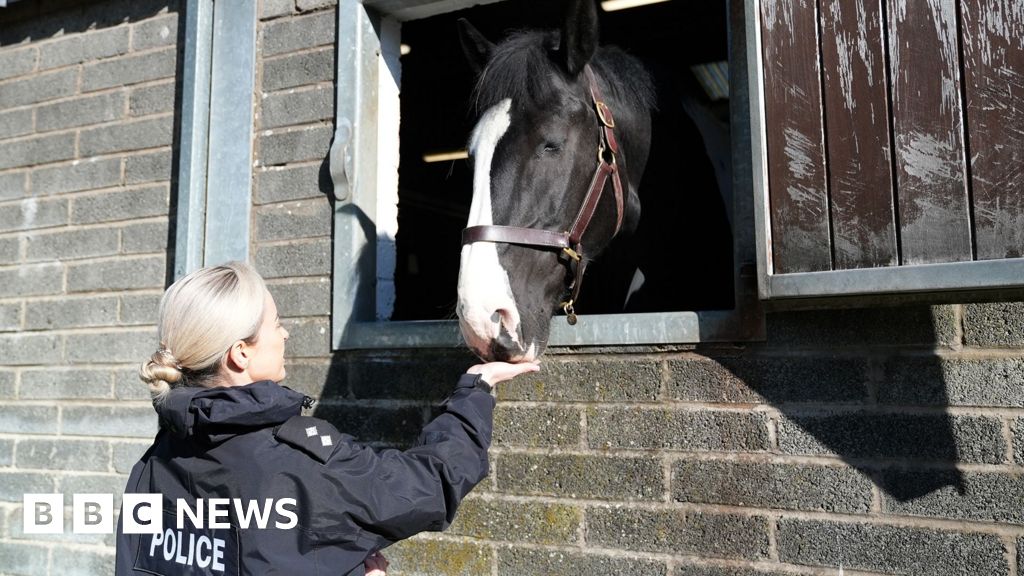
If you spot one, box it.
[274,415,341,464]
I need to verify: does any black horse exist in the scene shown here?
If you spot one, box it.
[455,0,656,362]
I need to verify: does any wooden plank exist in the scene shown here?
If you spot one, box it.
[888,0,972,264]
[820,0,898,269]
[960,0,1024,260]
[760,0,832,273]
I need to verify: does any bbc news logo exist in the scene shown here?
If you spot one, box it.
[23,493,299,534]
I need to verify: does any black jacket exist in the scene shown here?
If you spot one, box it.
[115,374,494,576]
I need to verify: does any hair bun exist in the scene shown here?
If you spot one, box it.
[139,347,183,401]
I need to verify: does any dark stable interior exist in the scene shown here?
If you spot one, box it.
[391,0,734,320]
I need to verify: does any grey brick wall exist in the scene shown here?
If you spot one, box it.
[0,0,177,573]
[5,1,1024,575]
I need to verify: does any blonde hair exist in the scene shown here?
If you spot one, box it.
[140,261,267,404]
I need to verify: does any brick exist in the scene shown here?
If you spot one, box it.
[0,236,18,265]
[0,302,19,331]
[82,48,177,92]
[132,14,178,51]
[0,132,76,170]
[31,157,123,196]
[0,197,68,232]
[279,361,329,399]
[673,459,871,513]
[38,26,130,69]
[0,262,63,297]
[256,164,328,204]
[37,91,126,132]
[65,329,158,364]
[62,405,157,438]
[669,355,869,404]
[120,293,161,325]
[347,352,480,401]
[0,471,58,501]
[494,405,581,448]
[0,334,62,365]
[776,519,1007,575]
[0,171,27,200]
[0,438,12,466]
[20,368,113,399]
[0,46,36,80]
[267,278,330,317]
[498,358,661,402]
[129,81,176,117]
[67,256,166,292]
[261,0,294,19]
[58,474,129,508]
[313,403,424,445]
[964,301,1024,347]
[673,566,825,576]
[296,0,335,10]
[882,469,1024,524]
[262,48,334,91]
[51,547,115,576]
[121,219,169,254]
[126,149,172,183]
[0,108,32,139]
[115,368,152,401]
[72,185,168,225]
[254,239,331,278]
[766,305,958,349]
[0,405,59,434]
[262,11,335,56]
[255,199,331,242]
[25,295,118,329]
[499,549,668,576]
[258,124,333,165]
[777,412,1005,464]
[261,85,333,128]
[589,408,769,452]
[881,356,1024,407]
[588,507,770,560]
[16,439,109,472]
[385,537,492,576]
[448,497,581,544]
[0,370,15,398]
[79,115,173,156]
[281,317,330,357]
[112,441,150,474]
[0,68,76,108]
[0,542,50,575]
[497,453,663,500]
[25,228,120,262]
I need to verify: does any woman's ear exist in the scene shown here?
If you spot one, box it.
[225,341,250,372]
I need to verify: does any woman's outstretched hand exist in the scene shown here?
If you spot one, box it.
[467,361,540,385]
[364,551,388,575]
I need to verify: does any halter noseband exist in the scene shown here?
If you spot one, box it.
[461,65,625,325]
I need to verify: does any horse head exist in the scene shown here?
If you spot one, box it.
[456,0,654,362]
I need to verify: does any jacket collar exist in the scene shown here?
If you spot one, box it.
[156,381,308,443]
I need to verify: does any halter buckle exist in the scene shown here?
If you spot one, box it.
[561,300,578,325]
[562,246,581,262]
[595,101,615,128]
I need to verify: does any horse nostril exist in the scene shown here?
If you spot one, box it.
[492,308,514,329]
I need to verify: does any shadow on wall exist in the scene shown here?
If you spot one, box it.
[0,0,174,43]
[713,305,967,502]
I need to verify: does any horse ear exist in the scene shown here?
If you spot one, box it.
[560,0,599,76]
[457,18,494,75]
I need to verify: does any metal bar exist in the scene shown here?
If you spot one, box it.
[745,0,773,299]
[339,310,750,350]
[768,258,1024,298]
[173,0,214,280]
[203,0,257,266]
[362,0,505,21]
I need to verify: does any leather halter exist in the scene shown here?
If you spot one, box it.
[461,65,625,325]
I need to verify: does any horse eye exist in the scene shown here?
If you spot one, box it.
[543,142,562,153]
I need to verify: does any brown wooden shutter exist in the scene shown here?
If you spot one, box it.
[752,0,1024,299]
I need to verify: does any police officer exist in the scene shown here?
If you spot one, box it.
[115,261,539,575]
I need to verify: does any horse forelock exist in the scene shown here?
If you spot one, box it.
[471,30,656,118]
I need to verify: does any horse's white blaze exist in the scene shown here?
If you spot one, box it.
[457,99,523,352]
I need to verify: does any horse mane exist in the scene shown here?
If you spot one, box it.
[471,29,656,115]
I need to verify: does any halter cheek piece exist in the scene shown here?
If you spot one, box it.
[461,65,625,326]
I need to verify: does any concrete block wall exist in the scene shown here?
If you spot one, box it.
[4,1,1024,575]
[0,0,178,573]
